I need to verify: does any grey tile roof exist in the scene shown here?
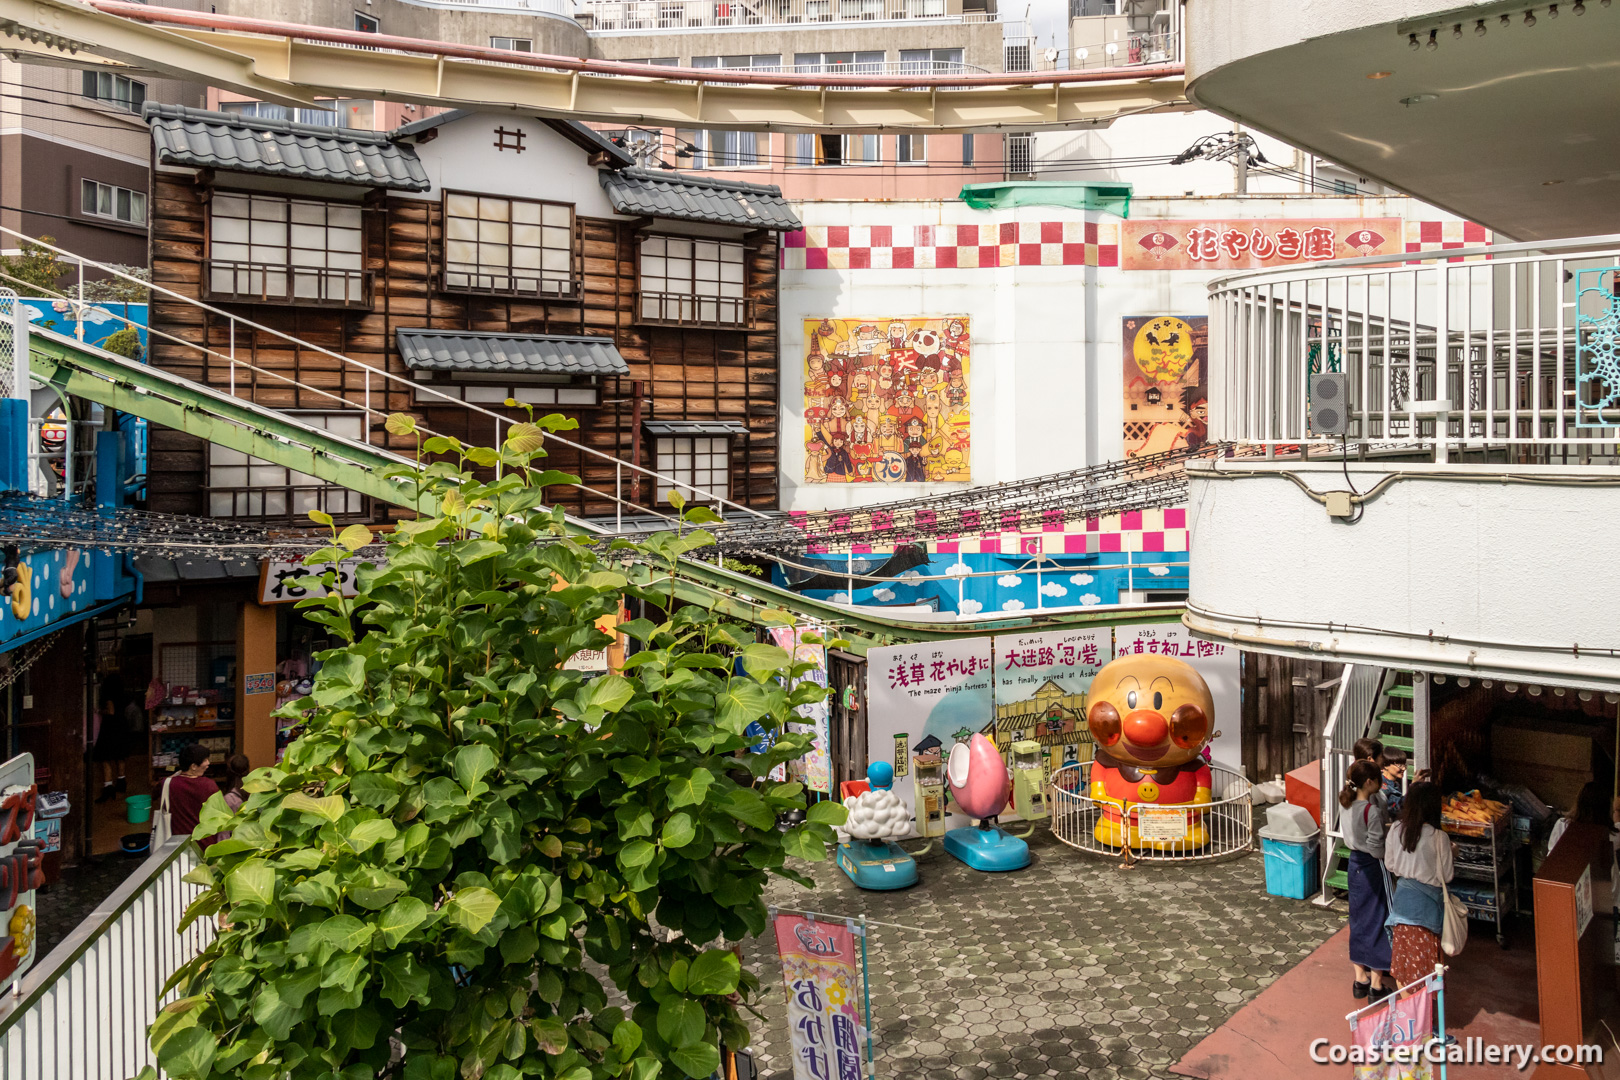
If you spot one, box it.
[144,103,430,191]
[643,420,751,436]
[396,328,629,376]
[600,168,801,231]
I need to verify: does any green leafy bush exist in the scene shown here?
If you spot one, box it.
[150,413,843,1080]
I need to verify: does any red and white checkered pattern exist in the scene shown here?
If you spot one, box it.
[782,220,1491,271]
[1402,220,1491,262]
[781,221,1121,271]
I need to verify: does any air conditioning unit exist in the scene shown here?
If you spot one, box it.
[1308,371,1350,436]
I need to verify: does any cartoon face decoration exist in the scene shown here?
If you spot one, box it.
[1085,654,1214,770]
[910,328,942,359]
[1138,231,1178,261]
[1345,228,1385,256]
[887,321,908,346]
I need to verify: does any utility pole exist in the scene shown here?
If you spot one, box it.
[1233,125,1248,194]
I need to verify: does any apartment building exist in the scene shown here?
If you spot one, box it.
[0,57,203,266]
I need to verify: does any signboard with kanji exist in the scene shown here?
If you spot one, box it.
[991,628,1113,816]
[1121,218,1403,271]
[773,914,870,1080]
[1111,624,1241,767]
[258,556,383,604]
[865,638,994,833]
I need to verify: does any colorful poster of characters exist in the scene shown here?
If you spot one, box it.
[991,628,1113,816]
[1112,624,1240,769]
[773,913,869,1080]
[802,316,970,485]
[1123,315,1208,459]
[864,639,995,833]
[770,624,832,794]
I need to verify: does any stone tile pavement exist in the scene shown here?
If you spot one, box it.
[739,830,1344,1080]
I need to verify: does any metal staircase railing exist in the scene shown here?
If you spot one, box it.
[1312,663,1388,907]
[0,227,764,532]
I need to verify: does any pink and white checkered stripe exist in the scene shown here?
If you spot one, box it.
[781,221,1120,271]
[1402,220,1492,262]
[791,507,1189,556]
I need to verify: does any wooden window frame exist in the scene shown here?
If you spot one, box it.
[203,188,371,308]
[205,411,370,521]
[438,189,579,299]
[652,434,733,507]
[635,233,752,329]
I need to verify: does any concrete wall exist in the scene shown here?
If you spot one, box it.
[209,0,590,56]
[1184,461,1620,691]
[1184,0,1465,83]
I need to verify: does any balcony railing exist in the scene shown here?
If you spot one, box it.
[579,0,997,31]
[1036,31,1182,71]
[0,838,215,1080]
[1207,234,1620,460]
[636,291,753,328]
[203,260,372,309]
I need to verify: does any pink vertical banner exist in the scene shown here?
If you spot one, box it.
[773,914,866,1080]
[1348,982,1436,1080]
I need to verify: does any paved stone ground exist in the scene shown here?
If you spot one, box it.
[739,830,1343,1080]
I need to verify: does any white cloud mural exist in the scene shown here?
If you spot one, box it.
[1147,565,1171,577]
[1001,599,1026,612]
[1078,593,1102,606]
[996,574,1022,588]
[958,598,983,615]
[1039,582,1067,597]
[872,588,896,602]
[1069,573,1094,586]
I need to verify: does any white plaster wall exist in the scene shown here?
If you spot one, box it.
[401,113,622,218]
[1034,111,1307,199]
[1186,462,1620,688]
[1185,0,1465,82]
[780,194,1449,514]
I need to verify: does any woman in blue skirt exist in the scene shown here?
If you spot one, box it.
[1339,759,1392,1000]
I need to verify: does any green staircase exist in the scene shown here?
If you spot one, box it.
[1319,670,1418,899]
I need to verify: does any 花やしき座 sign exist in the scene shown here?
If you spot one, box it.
[1122,219,1403,271]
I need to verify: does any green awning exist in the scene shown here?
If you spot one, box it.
[958,182,1133,217]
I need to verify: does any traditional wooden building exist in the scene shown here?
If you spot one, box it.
[142,104,796,521]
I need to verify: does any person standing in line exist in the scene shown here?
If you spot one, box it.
[1384,781,1455,993]
[91,679,135,802]
[164,744,224,846]
[1340,760,1393,1001]
[1381,747,1409,819]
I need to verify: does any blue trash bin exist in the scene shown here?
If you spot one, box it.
[1258,829,1319,899]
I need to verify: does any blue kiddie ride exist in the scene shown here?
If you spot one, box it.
[941,734,1033,872]
[834,762,931,890]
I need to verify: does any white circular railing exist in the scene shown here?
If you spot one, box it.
[1048,760,1254,863]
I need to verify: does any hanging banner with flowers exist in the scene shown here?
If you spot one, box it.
[802,316,971,485]
[773,913,870,1080]
[1121,218,1404,270]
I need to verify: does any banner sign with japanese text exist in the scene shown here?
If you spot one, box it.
[1121,218,1404,271]
[1112,624,1241,769]
[774,914,869,1080]
[865,638,994,831]
[991,629,1112,817]
[770,625,833,794]
[259,556,382,604]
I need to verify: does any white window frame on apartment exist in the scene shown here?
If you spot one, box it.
[654,435,731,506]
[81,180,146,225]
[899,47,965,74]
[896,134,927,165]
[790,133,881,167]
[638,235,748,327]
[792,51,883,73]
[692,54,782,71]
[81,70,145,113]
[682,130,762,169]
[207,412,366,519]
[207,191,367,305]
[220,100,340,126]
[441,191,575,297]
[490,36,533,51]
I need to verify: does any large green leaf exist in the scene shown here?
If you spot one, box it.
[655,998,705,1049]
[375,896,431,948]
[669,1042,721,1079]
[154,1024,217,1079]
[224,860,276,906]
[781,825,829,862]
[284,791,346,823]
[660,812,696,849]
[452,743,499,791]
[345,818,398,853]
[737,643,791,681]
[665,769,714,809]
[714,679,771,735]
[445,886,502,934]
[315,914,374,953]
[588,674,636,713]
[806,800,848,827]
[619,839,656,868]
[685,949,741,995]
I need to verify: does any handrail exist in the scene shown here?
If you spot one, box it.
[0,226,767,522]
[0,838,197,1038]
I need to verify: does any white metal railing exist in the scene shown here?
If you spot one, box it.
[405,0,577,15]
[1038,31,1182,71]
[0,839,215,1080]
[1208,233,1620,459]
[1313,664,1386,904]
[0,287,20,402]
[1048,760,1253,862]
[578,0,998,31]
[683,59,988,75]
[0,227,762,532]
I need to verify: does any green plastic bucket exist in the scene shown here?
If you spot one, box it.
[126,794,151,824]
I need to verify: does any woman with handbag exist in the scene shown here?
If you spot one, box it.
[1339,760,1394,1001]
[1383,781,1455,991]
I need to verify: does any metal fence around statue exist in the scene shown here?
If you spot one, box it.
[1048,761,1254,863]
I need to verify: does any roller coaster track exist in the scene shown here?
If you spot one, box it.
[0,0,1186,132]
